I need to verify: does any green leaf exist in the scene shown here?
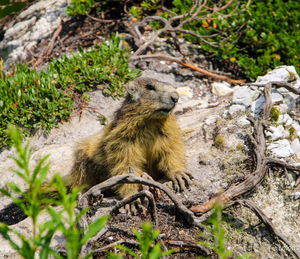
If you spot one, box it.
[80,216,108,246]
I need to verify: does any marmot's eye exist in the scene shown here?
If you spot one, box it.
[145,84,156,91]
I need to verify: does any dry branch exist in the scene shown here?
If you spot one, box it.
[31,22,63,69]
[165,239,211,256]
[130,54,245,85]
[128,0,252,56]
[234,199,300,259]
[79,174,203,229]
[251,81,300,95]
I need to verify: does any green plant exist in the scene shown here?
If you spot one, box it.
[0,35,140,150]
[214,135,226,149]
[170,0,299,80]
[270,106,280,122]
[199,202,252,259]
[0,0,27,20]
[66,0,96,16]
[0,126,108,258]
[111,222,173,259]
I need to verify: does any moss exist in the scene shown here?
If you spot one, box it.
[216,118,223,126]
[214,135,226,149]
[236,144,244,151]
[270,106,280,122]
[288,126,297,141]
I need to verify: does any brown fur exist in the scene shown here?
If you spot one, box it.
[69,77,191,199]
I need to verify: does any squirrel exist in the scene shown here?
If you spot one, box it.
[69,77,192,212]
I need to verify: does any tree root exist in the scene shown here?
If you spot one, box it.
[234,199,300,259]
[190,82,300,257]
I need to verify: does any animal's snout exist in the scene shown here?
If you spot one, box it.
[170,92,179,104]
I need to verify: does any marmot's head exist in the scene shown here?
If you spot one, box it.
[126,77,179,117]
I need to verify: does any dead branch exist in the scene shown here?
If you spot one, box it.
[251,81,300,95]
[130,54,245,85]
[165,239,211,256]
[234,199,300,259]
[79,174,203,229]
[31,22,63,69]
[190,81,300,214]
[109,190,158,227]
[81,227,109,258]
[94,239,139,254]
[129,0,251,57]
[85,12,119,23]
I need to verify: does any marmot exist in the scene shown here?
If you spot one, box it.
[69,77,192,210]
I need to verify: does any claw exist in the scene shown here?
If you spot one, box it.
[170,171,193,192]
[124,198,144,215]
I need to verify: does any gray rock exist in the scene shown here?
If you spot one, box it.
[291,138,300,158]
[0,0,69,71]
[271,89,284,104]
[255,65,300,88]
[237,115,251,126]
[278,114,293,127]
[228,104,246,116]
[212,81,233,96]
[268,139,294,158]
[251,95,265,118]
[265,125,287,141]
[232,86,258,107]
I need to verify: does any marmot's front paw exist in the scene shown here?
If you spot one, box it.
[124,198,144,215]
[168,171,193,192]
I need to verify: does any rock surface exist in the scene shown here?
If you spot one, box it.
[0,0,69,71]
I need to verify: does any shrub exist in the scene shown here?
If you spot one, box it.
[171,0,300,80]
[0,35,140,150]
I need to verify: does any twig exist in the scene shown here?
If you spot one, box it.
[81,226,109,257]
[79,174,203,229]
[165,239,211,256]
[251,81,300,95]
[130,54,245,85]
[31,22,63,68]
[266,158,300,173]
[235,199,300,259]
[85,12,119,23]
[94,239,139,254]
[128,0,252,57]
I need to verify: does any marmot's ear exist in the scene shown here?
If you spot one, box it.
[127,81,139,100]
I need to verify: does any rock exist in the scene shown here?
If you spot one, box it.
[251,95,265,118]
[237,115,251,126]
[232,86,258,107]
[291,122,300,137]
[265,125,287,141]
[211,81,233,96]
[228,104,246,116]
[278,114,293,127]
[255,65,300,88]
[176,86,194,100]
[0,0,69,71]
[271,89,284,104]
[291,138,300,158]
[268,139,294,158]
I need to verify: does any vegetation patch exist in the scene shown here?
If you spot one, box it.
[0,35,140,150]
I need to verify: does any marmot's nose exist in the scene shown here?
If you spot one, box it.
[170,92,179,104]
